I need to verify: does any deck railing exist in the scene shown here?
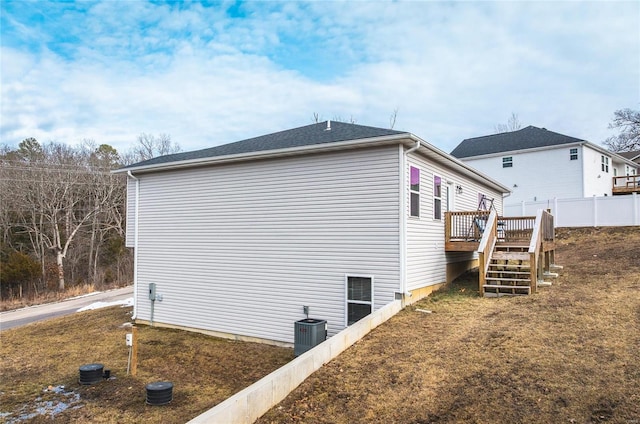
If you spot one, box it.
[445,211,554,244]
[445,211,491,242]
[612,175,640,194]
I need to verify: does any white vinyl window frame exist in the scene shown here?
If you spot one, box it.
[344,274,374,327]
[502,156,513,168]
[601,155,609,173]
[433,174,442,220]
[409,165,420,218]
[570,148,578,160]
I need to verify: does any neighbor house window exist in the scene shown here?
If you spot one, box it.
[410,166,420,217]
[601,156,609,172]
[502,157,513,168]
[346,275,373,325]
[434,176,442,220]
[570,148,578,160]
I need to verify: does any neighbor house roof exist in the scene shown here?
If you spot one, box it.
[450,126,586,159]
[120,121,405,170]
[618,150,640,163]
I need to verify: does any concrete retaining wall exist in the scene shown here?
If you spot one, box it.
[187,299,403,424]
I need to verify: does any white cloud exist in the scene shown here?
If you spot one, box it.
[1,1,638,155]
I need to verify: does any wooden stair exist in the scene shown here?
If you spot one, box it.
[483,244,533,297]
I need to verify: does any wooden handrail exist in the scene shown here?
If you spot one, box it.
[477,210,498,297]
[527,209,552,294]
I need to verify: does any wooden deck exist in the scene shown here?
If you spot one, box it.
[444,212,553,251]
[445,210,557,296]
[612,175,640,195]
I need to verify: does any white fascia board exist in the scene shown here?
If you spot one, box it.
[408,135,511,194]
[461,141,638,168]
[112,133,412,175]
[460,142,586,161]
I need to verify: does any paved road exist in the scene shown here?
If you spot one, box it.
[0,286,134,331]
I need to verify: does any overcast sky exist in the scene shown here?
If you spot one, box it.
[1,1,638,155]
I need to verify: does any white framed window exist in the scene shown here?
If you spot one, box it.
[601,155,609,172]
[434,175,442,220]
[410,166,420,218]
[502,157,513,168]
[570,148,578,160]
[345,275,373,325]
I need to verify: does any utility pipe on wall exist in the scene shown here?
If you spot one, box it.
[127,171,140,319]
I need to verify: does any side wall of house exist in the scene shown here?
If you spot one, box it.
[133,146,400,344]
[405,151,503,292]
[582,146,613,197]
[462,146,583,203]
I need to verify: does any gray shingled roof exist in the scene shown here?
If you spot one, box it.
[618,150,640,161]
[121,121,406,170]
[450,126,586,159]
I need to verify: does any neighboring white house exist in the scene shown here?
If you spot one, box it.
[116,121,509,345]
[450,126,639,204]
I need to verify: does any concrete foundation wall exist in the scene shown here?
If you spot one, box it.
[187,300,403,424]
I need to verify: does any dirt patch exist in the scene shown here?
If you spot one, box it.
[0,307,294,423]
[258,226,640,423]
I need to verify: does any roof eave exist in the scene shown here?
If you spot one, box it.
[113,133,413,174]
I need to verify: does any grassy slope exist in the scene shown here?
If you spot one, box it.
[257,227,640,423]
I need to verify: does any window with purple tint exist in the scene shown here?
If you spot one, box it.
[434,175,442,220]
[410,166,420,217]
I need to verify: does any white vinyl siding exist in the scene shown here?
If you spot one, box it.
[125,177,136,247]
[134,146,400,344]
[463,145,584,203]
[405,151,503,292]
[583,147,613,197]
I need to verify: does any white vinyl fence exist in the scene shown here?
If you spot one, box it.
[504,193,640,227]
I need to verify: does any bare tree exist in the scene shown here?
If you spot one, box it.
[332,115,357,124]
[603,108,640,152]
[130,133,181,162]
[495,112,523,133]
[389,108,399,129]
[312,112,323,123]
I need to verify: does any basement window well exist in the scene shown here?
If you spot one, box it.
[346,275,373,325]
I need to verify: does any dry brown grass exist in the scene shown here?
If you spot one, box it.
[0,306,294,423]
[257,226,640,424]
[2,227,639,423]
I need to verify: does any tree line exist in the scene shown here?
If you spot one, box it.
[0,134,180,300]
